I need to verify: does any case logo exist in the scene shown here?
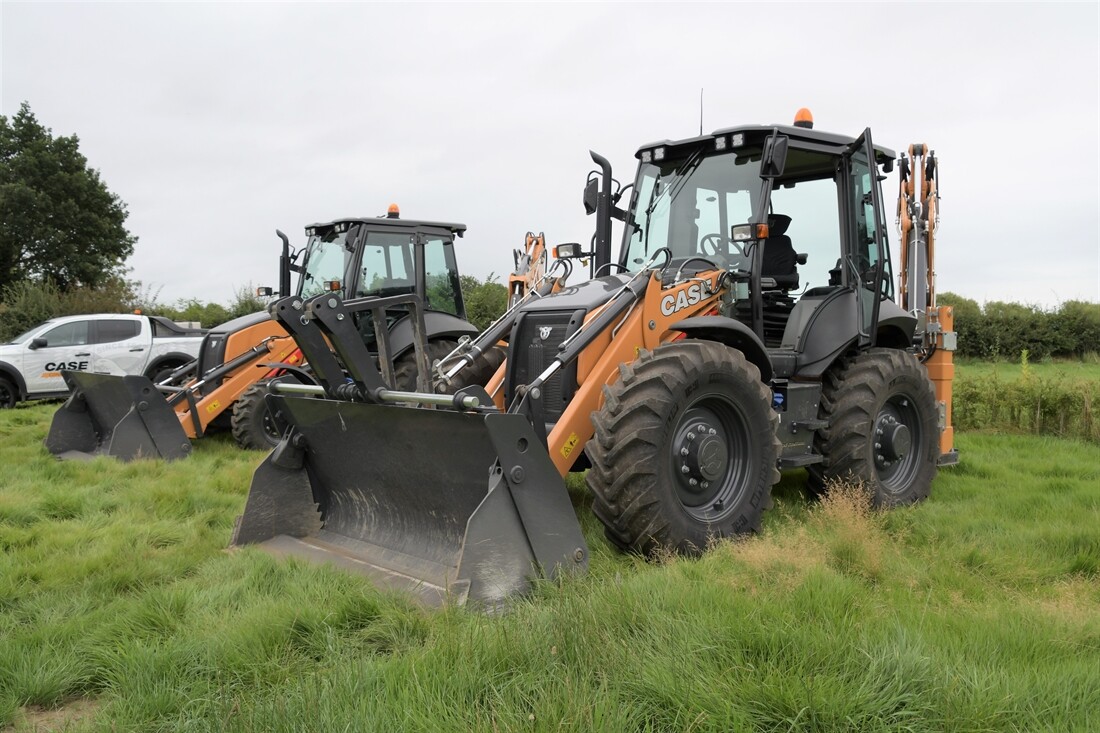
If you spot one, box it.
[660,283,705,316]
[539,326,554,340]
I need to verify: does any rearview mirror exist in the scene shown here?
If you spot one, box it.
[761,134,789,179]
[583,178,598,216]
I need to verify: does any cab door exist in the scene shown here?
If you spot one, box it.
[842,129,892,346]
[90,318,146,375]
[23,320,93,394]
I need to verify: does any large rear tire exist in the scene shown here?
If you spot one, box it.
[231,380,285,450]
[393,339,506,394]
[585,341,780,556]
[392,339,459,392]
[807,348,939,506]
[0,376,17,409]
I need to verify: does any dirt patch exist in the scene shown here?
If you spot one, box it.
[4,698,98,732]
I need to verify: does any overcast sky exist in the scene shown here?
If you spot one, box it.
[2,2,1097,309]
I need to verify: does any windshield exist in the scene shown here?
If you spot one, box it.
[9,322,51,344]
[622,149,763,272]
[299,230,353,298]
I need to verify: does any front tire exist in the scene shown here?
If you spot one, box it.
[231,380,285,450]
[585,341,780,556]
[807,348,939,506]
[0,376,17,409]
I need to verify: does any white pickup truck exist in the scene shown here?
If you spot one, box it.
[0,313,206,408]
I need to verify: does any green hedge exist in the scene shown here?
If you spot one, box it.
[954,370,1097,443]
[939,293,1099,360]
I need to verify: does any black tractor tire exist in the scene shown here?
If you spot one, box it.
[231,380,286,450]
[585,340,781,556]
[0,376,17,409]
[807,347,939,506]
[392,339,460,392]
[392,339,506,394]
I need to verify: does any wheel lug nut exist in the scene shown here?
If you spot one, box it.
[681,465,690,474]
[708,428,716,435]
[689,478,698,486]
[701,481,709,489]
[681,448,689,457]
[687,432,696,441]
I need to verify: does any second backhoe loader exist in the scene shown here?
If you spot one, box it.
[45,211,487,460]
[232,112,956,608]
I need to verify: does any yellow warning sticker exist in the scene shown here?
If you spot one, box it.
[561,432,580,459]
[205,400,221,414]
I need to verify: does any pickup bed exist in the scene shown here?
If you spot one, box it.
[0,314,205,407]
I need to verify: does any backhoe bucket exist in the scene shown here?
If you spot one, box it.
[231,394,588,608]
[45,372,191,461]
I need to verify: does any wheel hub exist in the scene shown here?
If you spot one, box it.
[676,419,729,502]
[875,414,911,466]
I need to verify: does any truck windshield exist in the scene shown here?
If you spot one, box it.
[299,231,353,298]
[623,149,763,272]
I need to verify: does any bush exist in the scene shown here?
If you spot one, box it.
[0,280,63,341]
[460,274,508,331]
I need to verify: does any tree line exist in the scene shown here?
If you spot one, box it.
[938,293,1099,361]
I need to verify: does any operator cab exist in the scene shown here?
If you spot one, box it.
[297,214,468,350]
[614,118,906,355]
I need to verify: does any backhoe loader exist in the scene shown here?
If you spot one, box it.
[45,211,487,460]
[231,112,956,608]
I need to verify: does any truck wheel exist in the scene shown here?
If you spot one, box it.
[0,376,17,409]
[585,341,780,556]
[231,381,285,450]
[807,348,939,506]
[147,361,186,385]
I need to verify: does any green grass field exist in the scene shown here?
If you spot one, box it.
[1,392,1098,731]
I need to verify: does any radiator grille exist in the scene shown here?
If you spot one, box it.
[509,311,576,420]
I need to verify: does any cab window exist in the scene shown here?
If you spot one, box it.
[423,237,461,315]
[94,320,141,344]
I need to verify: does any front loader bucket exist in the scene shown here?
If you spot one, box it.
[45,372,192,461]
[231,394,588,608]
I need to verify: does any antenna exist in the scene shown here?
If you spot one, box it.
[699,88,704,136]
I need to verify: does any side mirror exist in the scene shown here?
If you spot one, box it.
[761,134,789,179]
[29,337,47,350]
[583,178,598,216]
[553,243,585,259]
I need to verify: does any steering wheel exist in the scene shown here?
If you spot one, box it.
[699,232,726,256]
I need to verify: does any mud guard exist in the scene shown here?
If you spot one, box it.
[230,394,588,608]
[45,372,192,461]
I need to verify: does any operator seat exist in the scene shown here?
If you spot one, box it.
[762,214,799,291]
[758,213,799,347]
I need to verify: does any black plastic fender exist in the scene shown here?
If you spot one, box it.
[668,315,772,382]
[388,311,480,359]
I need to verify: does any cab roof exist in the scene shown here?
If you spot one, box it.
[635,123,896,167]
[305,217,467,238]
